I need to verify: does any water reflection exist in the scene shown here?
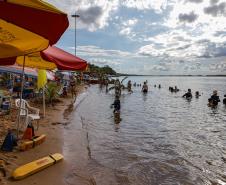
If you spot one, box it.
[66,77,226,185]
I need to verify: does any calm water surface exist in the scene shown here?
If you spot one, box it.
[64,77,226,185]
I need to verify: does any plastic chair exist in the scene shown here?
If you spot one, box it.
[15,99,40,130]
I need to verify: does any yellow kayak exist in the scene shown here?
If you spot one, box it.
[19,134,46,151]
[12,153,63,180]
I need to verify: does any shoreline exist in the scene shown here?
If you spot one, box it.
[0,84,88,185]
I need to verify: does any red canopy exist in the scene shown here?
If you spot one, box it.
[0,46,88,71]
[0,1,69,45]
[41,46,88,71]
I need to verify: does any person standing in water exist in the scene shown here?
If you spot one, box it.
[208,90,220,107]
[112,95,121,113]
[127,80,132,92]
[111,95,121,123]
[182,89,192,99]
[114,79,121,97]
[223,95,226,105]
[195,91,201,98]
[142,81,148,93]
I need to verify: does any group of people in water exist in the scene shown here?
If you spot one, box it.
[109,79,152,123]
[109,78,226,123]
[182,88,226,107]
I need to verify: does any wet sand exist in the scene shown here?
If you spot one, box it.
[0,85,88,185]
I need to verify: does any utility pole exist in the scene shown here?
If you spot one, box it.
[71,13,80,56]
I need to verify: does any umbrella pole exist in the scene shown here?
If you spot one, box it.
[16,55,26,138]
[43,87,45,118]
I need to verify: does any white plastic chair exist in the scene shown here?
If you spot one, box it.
[15,99,40,130]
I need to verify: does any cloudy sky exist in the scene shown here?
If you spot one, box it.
[47,0,226,75]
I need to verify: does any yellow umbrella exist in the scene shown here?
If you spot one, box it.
[0,19,49,59]
[0,0,69,56]
[16,53,57,70]
[0,0,69,137]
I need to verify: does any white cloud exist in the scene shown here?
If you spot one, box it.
[90,58,121,66]
[72,45,140,58]
[209,61,226,72]
[49,0,226,74]
[119,27,132,36]
[138,0,226,61]
[119,18,138,37]
[122,18,138,26]
[46,0,119,31]
[121,0,168,13]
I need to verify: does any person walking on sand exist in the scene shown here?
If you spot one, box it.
[182,89,192,99]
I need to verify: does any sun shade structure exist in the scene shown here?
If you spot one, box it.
[0,19,49,60]
[0,0,69,61]
[41,46,88,71]
[0,0,69,138]
[16,54,57,70]
[2,46,88,71]
[0,65,55,80]
[0,65,37,77]
[0,0,69,45]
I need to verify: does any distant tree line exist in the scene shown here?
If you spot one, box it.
[88,63,117,75]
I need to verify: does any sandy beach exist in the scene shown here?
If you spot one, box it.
[0,85,88,185]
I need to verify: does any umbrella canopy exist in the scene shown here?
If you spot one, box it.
[0,65,55,80]
[0,65,37,77]
[16,53,57,70]
[0,19,49,59]
[41,46,88,71]
[0,46,88,71]
[0,0,69,61]
[0,0,69,45]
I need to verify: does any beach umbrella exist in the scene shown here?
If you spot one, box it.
[0,0,69,50]
[0,65,38,77]
[15,46,87,119]
[0,19,49,62]
[15,46,88,71]
[0,65,55,80]
[41,46,88,71]
[0,0,69,63]
[16,54,57,71]
[0,0,69,137]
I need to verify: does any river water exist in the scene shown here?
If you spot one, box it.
[63,77,226,185]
